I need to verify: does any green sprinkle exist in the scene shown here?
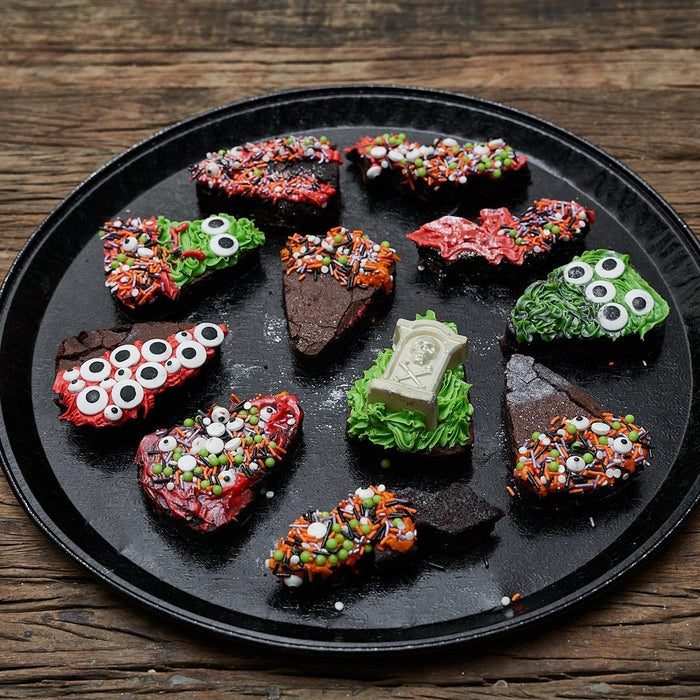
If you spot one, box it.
[249,406,259,415]
[414,158,423,168]
[503,158,512,167]
[151,464,163,475]
[264,457,276,468]
[381,240,391,248]
[207,455,219,466]
[612,421,621,430]
[416,167,427,178]
[254,434,263,443]
[628,430,640,441]
[348,518,359,530]
[198,448,209,457]
[337,548,349,561]
[109,261,119,269]
[200,480,210,489]
[163,466,173,477]
[322,256,331,266]
[273,549,284,562]
[551,225,560,235]
[599,435,609,445]
[393,518,403,527]
[328,554,338,565]
[515,237,523,245]
[234,454,244,465]
[449,161,458,170]
[116,253,126,262]
[338,254,348,265]
[331,523,342,533]
[334,233,344,244]
[326,538,338,550]
[566,423,578,435]
[380,458,391,469]
[476,163,486,172]
[548,463,560,473]
[625,414,635,423]
[245,436,254,445]
[314,555,327,566]
[532,431,541,440]
[183,418,194,427]
[361,523,372,535]
[582,452,594,464]
[248,416,259,426]
[194,466,203,475]
[549,449,560,458]
[182,471,193,482]
[217,454,228,465]
[372,494,382,504]
[342,539,354,551]
[362,498,374,509]
[212,485,223,496]
[300,551,311,563]
[364,545,373,554]
[492,169,502,179]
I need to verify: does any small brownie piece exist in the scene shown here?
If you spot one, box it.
[345,133,529,201]
[190,135,343,231]
[137,392,303,533]
[266,483,502,587]
[281,226,399,358]
[407,198,594,280]
[504,249,670,353]
[100,213,264,310]
[505,354,603,451]
[505,355,651,501]
[53,321,227,428]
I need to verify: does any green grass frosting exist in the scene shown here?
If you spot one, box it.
[346,311,474,452]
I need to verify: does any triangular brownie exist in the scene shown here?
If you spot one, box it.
[281,226,399,358]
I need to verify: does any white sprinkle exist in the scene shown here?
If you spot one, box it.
[265,490,274,499]
[334,601,345,612]
[284,575,304,588]
[370,146,387,159]
[501,596,511,607]
[307,521,327,539]
[366,164,382,179]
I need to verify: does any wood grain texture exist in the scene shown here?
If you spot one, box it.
[1,0,699,696]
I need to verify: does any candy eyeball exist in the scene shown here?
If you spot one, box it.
[259,406,277,423]
[79,358,112,382]
[204,161,221,177]
[110,344,141,368]
[114,367,132,381]
[175,340,207,369]
[193,323,226,348]
[122,236,139,252]
[111,379,145,410]
[211,406,230,424]
[563,260,593,285]
[217,469,238,489]
[585,280,616,304]
[598,303,629,332]
[76,386,109,415]
[174,330,192,343]
[158,435,178,452]
[201,215,231,235]
[566,455,587,473]
[62,368,80,382]
[595,255,626,279]
[141,338,173,363]
[164,357,181,374]
[135,362,168,390]
[613,436,634,454]
[103,405,123,422]
[569,415,590,431]
[209,234,239,258]
[67,378,86,393]
[625,289,655,316]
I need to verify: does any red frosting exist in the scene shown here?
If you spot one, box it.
[53,322,228,428]
[137,392,303,532]
[407,199,595,266]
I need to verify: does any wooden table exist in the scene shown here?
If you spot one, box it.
[1,1,698,695]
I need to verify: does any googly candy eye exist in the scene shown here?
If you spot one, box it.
[584,280,616,304]
[110,344,141,368]
[111,379,145,410]
[598,303,629,332]
[624,289,655,316]
[164,357,181,374]
[204,161,221,177]
[103,405,123,422]
[158,435,178,452]
[67,378,86,393]
[201,215,231,235]
[217,469,239,489]
[79,357,112,382]
[193,323,226,348]
[211,406,230,423]
[613,436,634,454]
[135,362,168,390]
[259,406,277,422]
[565,455,587,473]
[76,386,109,415]
[175,340,207,369]
[114,367,132,381]
[141,338,173,363]
[62,368,80,382]
[209,234,239,258]
[569,415,590,431]
[562,260,593,285]
[174,330,192,343]
[122,236,139,252]
[595,254,626,279]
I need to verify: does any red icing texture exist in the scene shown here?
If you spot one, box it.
[190,135,342,207]
[52,323,228,428]
[137,393,303,533]
[407,198,595,265]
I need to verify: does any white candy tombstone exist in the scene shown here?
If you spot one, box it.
[366,318,468,430]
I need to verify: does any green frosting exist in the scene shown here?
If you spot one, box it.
[346,311,474,452]
[165,214,265,288]
[509,249,669,342]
